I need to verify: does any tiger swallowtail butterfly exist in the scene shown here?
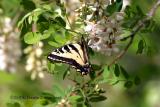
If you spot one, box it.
[47,36,91,75]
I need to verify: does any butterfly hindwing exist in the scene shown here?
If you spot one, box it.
[47,37,91,75]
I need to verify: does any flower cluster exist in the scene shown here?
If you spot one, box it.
[85,12,124,56]
[56,98,71,107]
[0,16,21,73]
[24,42,47,80]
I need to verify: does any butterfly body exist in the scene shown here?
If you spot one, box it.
[47,37,91,75]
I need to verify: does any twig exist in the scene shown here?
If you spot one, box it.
[108,0,160,66]
[32,23,37,32]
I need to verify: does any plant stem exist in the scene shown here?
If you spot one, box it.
[108,0,160,66]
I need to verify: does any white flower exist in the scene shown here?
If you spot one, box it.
[116,13,124,21]
[38,72,44,78]
[35,48,43,57]
[85,13,124,56]
[0,17,21,73]
[24,42,46,80]
[3,17,13,33]
[25,64,33,72]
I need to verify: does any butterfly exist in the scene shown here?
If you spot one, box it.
[47,36,91,75]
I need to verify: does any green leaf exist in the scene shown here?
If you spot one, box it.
[48,41,60,47]
[65,30,72,41]
[124,6,131,17]
[47,62,55,74]
[105,2,116,16]
[88,47,95,56]
[41,92,60,103]
[55,16,66,27]
[103,66,110,79]
[52,85,65,97]
[134,76,141,85]
[111,80,120,85]
[6,102,20,107]
[136,40,144,54]
[105,0,123,16]
[124,81,133,88]
[53,64,69,76]
[136,5,145,16]
[91,64,101,71]
[20,0,36,11]
[69,95,83,102]
[120,66,129,79]
[54,35,66,44]
[89,70,96,80]
[90,64,101,79]
[114,64,120,77]
[40,31,51,40]
[24,32,41,44]
[63,67,69,80]
[115,0,123,12]
[28,15,32,24]
[89,95,107,102]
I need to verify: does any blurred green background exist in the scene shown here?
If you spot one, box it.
[0,0,160,107]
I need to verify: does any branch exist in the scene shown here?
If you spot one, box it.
[108,0,160,66]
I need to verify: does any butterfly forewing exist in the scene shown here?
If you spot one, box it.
[49,44,85,66]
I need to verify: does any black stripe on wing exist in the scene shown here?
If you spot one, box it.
[63,45,71,53]
[68,44,79,54]
[58,48,64,53]
[47,53,89,75]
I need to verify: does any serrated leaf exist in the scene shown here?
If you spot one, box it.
[136,40,144,54]
[24,32,41,44]
[134,76,141,85]
[120,66,129,79]
[114,64,120,77]
[89,95,107,102]
[124,81,133,88]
